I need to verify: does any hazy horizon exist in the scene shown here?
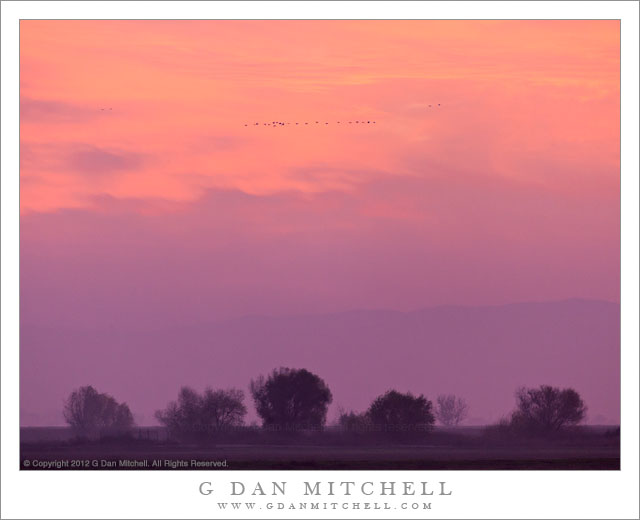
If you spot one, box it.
[21,298,620,427]
[20,21,620,431]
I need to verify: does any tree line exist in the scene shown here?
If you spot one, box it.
[62,366,587,440]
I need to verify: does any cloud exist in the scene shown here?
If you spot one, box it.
[21,141,145,177]
[20,98,98,123]
[188,134,249,153]
[66,145,144,175]
[287,163,394,192]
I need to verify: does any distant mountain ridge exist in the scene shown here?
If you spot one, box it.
[20,299,620,426]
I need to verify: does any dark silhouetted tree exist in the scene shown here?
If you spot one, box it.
[201,388,246,427]
[366,390,435,433]
[113,402,135,429]
[338,410,372,433]
[155,386,246,441]
[435,394,469,426]
[63,385,134,437]
[510,385,587,433]
[250,367,332,430]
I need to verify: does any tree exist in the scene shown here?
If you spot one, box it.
[511,385,587,433]
[63,385,134,436]
[366,390,435,433]
[201,388,247,427]
[338,410,372,433]
[435,394,469,426]
[250,367,332,430]
[113,402,135,430]
[155,386,246,441]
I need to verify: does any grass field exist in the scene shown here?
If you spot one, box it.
[20,438,620,470]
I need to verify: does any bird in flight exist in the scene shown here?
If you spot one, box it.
[241,116,393,127]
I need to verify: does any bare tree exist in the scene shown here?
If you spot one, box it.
[201,388,247,428]
[155,386,246,441]
[511,385,586,433]
[63,385,134,436]
[338,410,372,433]
[435,394,469,426]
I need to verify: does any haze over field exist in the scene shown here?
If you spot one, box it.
[21,299,619,426]
[20,21,620,427]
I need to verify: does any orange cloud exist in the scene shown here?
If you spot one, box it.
[20,20,619,214]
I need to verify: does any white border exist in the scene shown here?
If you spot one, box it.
[2,2,638,519]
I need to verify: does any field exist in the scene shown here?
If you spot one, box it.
[20,427,620,470]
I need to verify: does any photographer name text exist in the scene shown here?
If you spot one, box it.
[199,480,452,497]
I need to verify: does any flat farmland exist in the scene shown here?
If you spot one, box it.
[20,441,620,470]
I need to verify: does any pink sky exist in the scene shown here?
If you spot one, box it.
[20,21,620,425]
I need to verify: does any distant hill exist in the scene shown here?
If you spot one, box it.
[20,299,620,426]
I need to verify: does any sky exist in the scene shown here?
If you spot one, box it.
[19,21,620,425]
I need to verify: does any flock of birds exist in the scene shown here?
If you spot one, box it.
[98,104,443,123]
[244,105,441,127]
[98,105,442,123]
[245,120,377,127]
